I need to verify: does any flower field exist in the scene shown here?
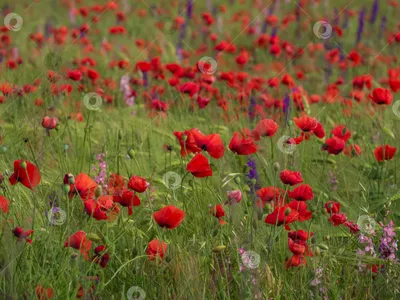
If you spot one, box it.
[0,0,400,299]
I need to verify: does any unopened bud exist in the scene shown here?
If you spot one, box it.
[284,207,291,216]
[212,245,226,252]
[20,161,27,169]
[273,162,280,171]
[63,184,70,194]
[127,149,135,158]
[95,186,102,198]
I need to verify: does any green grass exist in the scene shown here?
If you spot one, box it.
[0,0,399,299]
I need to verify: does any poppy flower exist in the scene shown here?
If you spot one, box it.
[67,70,82,81]
[146,239,167,261]
[293,115,318,132]
[226,190,242,204]
[257,186,284,205]
[331,125,351,142]
[9,160,41,190]
[92,245,110,268]
[174,129,202,157]
[41,116,58,130]
[84,196,120,221]
[186,153,213,178]
[280,170,303,186]
[64,230,92,260]
[313,122,325,138]
[369,88,393,105]
[322,137,345,155]
[265,205,299,229]
[0,195,10,213]
[288,229,313,241]
[288,184,314,201]
[113,189,140,215]
[344,221,360,234]
[191,130,225,159]
[288,200,312,222]
[325,201,341,214]
[64,173,97,200]
[285,254,306,269]
[153,205,185,229]
[210,204,227,225]
[35,285,55,300]
[329,213,348,226]
[344,144,362,157]
[13,227,34,244]
[229,132,257,155]
[255,119,278,137]
[179,82,199,97]
[128,175,149,193]
[374,145,397,162]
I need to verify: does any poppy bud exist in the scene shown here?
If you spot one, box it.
[68,174,74,184]
[87,233,102,243]
[287,120,293,126]
[181,134,187,141]
[247,201,252,207]
[250,178,257,186]
[95,186,102,198]
[314,246,321,256]
[63,184,70,194]
[0,146,7,153]
[234,176,241,184]
[70,253,79,260]
[127,149,135,158]
[118,129,123,140]
[273,162,280,171]
[20,161,27,169]
[284,207,291,216]
[63,144,69,151]
[212,245,226,252]
[323,235,330,241]
[265,203,272,212]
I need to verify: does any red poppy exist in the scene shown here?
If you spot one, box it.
[0,195,10,213]
[41,116,58,130]
[255,118,278,137]
[288,229,313,241]
[179,82,200,97]
[322,137,345,155]
[64,231,92,260]
[35,285,55,300]
[265,205,299,229]
[369,88,393,105]
[64,173,97,201]
[344,144,362,157]
[288,184,314,201]
[210,204,227,225]
[331,125,351,142]
[191,129,225,159]
[288,200,312,222]
[293,115,317,132]
[186,153,213,178]
[9,160,41,190]
[67,69,82,81]
[325,201,341,214]
[128,175,149,193]
[329,213,348,226]
[153,205,185,229]
[257,186,284,205]
[84,196,120,221]
[13,227,34,244]
[313,122,326,138]
[229,132,257,155]
[374,145,397,162]
[92,245,110,268]
[344,221,360,234]
[280,170,303,186]
[146,239,168,261]
[113,189,140,215]
[285,254,306,269]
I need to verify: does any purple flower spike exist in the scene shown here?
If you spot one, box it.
[370,0,379,24]
[356,8,366,45]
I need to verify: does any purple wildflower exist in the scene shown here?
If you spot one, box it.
[356,8,366,44]
[283,94,290,125]
[370,0,379,24]
[378,220,398,262]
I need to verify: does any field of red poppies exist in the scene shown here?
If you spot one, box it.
[1,0,400,299]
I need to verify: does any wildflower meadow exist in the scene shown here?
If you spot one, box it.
[1,0,400,299]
